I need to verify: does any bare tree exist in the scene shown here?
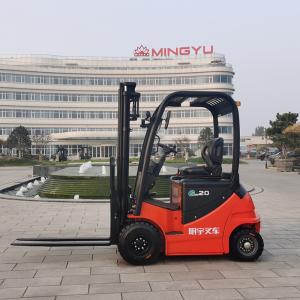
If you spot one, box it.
[32,133,51,158]
[253,126,265,136]
[0,139,6,155]
[174,136,191,158]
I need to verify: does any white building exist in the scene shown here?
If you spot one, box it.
[0,53,234,158]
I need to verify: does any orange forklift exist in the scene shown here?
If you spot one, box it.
[13,82,264,265]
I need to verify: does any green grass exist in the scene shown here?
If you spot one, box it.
[38,174,171,199]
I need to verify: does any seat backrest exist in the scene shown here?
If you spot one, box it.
[201,138,224,169]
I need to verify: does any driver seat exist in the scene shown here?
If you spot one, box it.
[179,138,224,178]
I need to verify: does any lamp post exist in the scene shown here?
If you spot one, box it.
[265,131,268,169]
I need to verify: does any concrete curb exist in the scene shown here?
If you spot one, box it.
[0,193,110,203]
[0,177,109,203]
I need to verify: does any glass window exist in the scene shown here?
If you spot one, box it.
[0,72,233,87]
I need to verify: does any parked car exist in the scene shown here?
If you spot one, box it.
[286,151,300,158]
[257,148,280,161]
[268,151,298,165]
[269,152,282,165]
[257,151,267,160]
[249,149,257,158]
[240,145,248,157]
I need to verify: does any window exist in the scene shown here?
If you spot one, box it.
[0,72,233,87]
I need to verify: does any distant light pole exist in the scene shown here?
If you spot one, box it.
[265,131,268,169]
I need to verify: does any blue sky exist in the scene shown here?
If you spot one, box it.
[0,0,299,134]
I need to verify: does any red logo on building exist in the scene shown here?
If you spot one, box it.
[134,45,150,57]
[133,45,214,57]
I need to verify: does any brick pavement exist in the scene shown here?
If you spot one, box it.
[0,161,299,299]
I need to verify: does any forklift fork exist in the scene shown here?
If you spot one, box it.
[11,157,116,247]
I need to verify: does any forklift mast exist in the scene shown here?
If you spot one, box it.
[12,82,140,247]
[110,82,140,243]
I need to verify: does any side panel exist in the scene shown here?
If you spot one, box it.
[222,192,260,253]
[128,192,260,256]
[182,180,232,224]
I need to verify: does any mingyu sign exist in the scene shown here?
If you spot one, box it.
[133,44,214,57]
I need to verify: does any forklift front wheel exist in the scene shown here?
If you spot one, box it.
[118,222,162,265]
[229,228,264,261]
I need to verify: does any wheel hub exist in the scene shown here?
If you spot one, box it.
[238,235,258,256]
[243,241,251,250]
[132,236,149,254]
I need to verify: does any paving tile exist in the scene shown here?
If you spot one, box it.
[25,250,72,256]
[2,276,62,288]
[256,276,300,287]
[57,294,121,300]
[236,261,291,269]
[1,249,27,256]
[6,296,55,300]
[220,269,278,278]
[91,265,144,274]
[273,268,300,276]
[171,270,223,281]
[62,274,120,285]
[14,262,67,270]
[0,263,15,271]
[93,253,120,260]
[43,254,92,262]
[150,280,201,291]
[286,263,300,268]
[238,287,300,299]
[0,270,36,280]
[186,261,241,271]
[90,282,150,294]
[0,287,26,299]
[180,288,243,300]
[122,291,182,300]
[0,255,45,263]
[144,264,188,272]
[68,259,117,268]
[199,278,261,289]
[268,249,300,255]
[120,272,172,282]
[71,248,117,255]
[24,284,88,297]
[35,267,90,277]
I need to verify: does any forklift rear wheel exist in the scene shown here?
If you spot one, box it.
[118,222,162,265]
[230,229,264,261]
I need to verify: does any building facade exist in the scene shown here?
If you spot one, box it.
[0,54,234,158]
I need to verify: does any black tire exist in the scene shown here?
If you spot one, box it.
[118,222,162,265]
[230,229,264,261]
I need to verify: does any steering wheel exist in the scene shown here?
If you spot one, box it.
[157,143,177,154]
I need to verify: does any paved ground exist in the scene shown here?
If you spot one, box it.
[0,167,32,190]
[0,161,299,299]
